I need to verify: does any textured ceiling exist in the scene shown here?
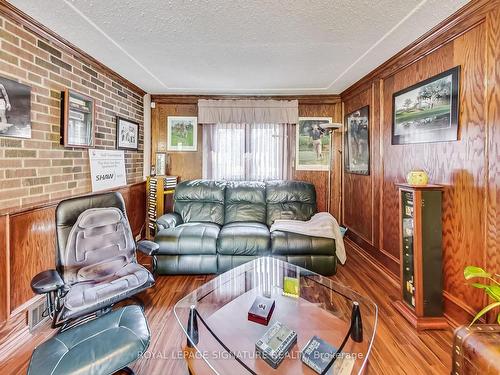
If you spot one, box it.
[9,0,469,94]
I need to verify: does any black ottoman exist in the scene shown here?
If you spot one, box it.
[28,305,150,375]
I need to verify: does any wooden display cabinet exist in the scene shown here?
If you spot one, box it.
[392,183,448,330]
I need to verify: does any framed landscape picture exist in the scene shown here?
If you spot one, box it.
[392,66,460,145]
[296,117,332,171]
[167,116,197,151]
[0,76,31,139]
[345,106,369,175]
[116,116,139,150]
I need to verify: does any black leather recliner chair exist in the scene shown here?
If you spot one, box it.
[30,192,158,328]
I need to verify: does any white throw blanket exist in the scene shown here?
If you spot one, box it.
[270,212,347,264]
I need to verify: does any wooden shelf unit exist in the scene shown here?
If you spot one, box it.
[146,176,177,239]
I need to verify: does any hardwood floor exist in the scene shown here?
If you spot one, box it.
[0,240,453,374]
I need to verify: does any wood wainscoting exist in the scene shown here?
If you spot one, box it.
[150,95,343,216]
[0,181,146,323]
[341,0,500,326]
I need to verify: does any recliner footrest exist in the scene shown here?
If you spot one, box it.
[28,305,150,375]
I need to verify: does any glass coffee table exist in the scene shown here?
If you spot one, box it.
[174,257,378,374]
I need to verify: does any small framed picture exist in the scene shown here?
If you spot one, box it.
[345,106,370,175]
[392,66,460,145]
[156,153,166,175]
[62,89,95,148]
[0,76,31,139]
[116,116,139,150]
[167,116,197,152]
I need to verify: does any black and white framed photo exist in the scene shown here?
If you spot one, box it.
[116,116,139,150]
[392,66,460,145]
[345,106,369,175]
[0,76,31,139]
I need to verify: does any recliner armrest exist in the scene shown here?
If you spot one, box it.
[31,270,64,294]
[137,240,160,256]
[156,212,183,231]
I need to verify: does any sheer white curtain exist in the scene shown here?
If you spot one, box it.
[202,123,294,181]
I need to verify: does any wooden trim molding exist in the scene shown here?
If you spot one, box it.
[0,215,9,322]
[151,94,342,105]
[0,180,146,217]
[0,1,146,96]
[341,0,500,99]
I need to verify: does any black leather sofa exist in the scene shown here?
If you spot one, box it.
[154,180,337,275]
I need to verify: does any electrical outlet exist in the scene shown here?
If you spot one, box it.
[27,298,49,333]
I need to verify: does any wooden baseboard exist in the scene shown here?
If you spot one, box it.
[392,300,449,330]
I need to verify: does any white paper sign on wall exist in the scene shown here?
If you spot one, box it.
[88,149,127,192]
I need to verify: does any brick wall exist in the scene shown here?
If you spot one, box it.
[0,15,144,210]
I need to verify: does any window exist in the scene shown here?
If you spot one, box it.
[202,123,293,181]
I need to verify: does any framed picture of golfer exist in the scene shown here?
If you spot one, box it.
[345,106,370,175]
[0,76,31,139]
[296,117,332,171]
[167,116,197,151]
[116,116,139,150]
[392,66,460,145]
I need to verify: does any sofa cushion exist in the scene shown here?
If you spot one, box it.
[174,180,226,225]
[225,181,266,224]
[155,222,220,255]
[217,222,270,256]
[266,180,317,226]
[271,230,335,256]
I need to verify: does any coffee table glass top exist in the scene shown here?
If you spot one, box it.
[174,257,378,374]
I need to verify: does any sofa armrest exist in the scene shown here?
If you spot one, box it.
[156,212,183,231]
[137,240,160,256]
[31,270,64,294]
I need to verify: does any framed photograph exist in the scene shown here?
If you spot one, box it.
[167,116,197,151]
[0,76,31,139]
[392,66,460,145]
[117,116,139,150]
[61,89,95,148]
[296,117,332,171]
[345,106,370,175]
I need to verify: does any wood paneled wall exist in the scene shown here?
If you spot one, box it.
[341,0,500,325]
[0,181,146,322]
[150,95,342,215]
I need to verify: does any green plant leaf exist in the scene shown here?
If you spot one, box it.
[498,312,500,325]
[486,286,500,301]
[470,301,500,326]
[464,266,491,280]
[470,284,500,301]
[470,283,489,289]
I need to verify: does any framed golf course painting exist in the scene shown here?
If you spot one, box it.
[392,66,460,145]
[167,116,197,151]
[296,117,332,171]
